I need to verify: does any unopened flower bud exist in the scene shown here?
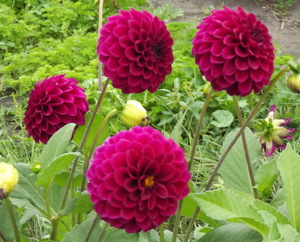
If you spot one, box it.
[0,162,19,199]
[30,162,41,174]
[120,100,149,127]
[287,74,300,94]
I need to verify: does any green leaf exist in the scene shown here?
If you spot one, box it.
[198,223,263,242]
[254,160,278,200]
[277,144,300,232]
[211,110,234,128]
[63,217,100,242]
[36,152,79,188]
[38,123,76,168]
[189,190,268,235]
[10,163,47,215]
[181,182,221,228]
[0,198,20,241]
[219,128,261,195]
[72,192,93,213]
[73,113,109,155]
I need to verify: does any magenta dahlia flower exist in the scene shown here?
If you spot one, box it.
[256,105,295,156]
[97,9,174,94]
[192,6,275,97]
[86,126,190,233]
[24,74,89,144]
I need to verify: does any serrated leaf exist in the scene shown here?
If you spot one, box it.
[36,152,79,188]
[189,190,268,235]
[38,123,76,168]
[198,223,262,242]
[277,144,300,232]
[211,110,234,127]
[73,113,109,155]
[219,128,260,195]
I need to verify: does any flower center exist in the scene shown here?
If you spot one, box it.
[144,176,155,188]
[152,42,164,59]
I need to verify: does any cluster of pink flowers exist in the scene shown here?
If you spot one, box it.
[22,5,295,235]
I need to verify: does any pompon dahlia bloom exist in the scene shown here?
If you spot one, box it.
[97,9,174,94]
[192,6,275,97]
[24,74,89,144]
[0,162,19,199]
[86,126,190,233]
[256,105,295,156]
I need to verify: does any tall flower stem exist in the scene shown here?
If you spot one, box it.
[233,96,258,199]
[97,222,109,242]
[0,230,8,242]
[171,89,214,242]
[60,78,110,210]
[98,0,104,91]
[205,67,289,190]
[80,109,119,193]
[84,215,100,242]
[183,67,289,242]
[160,223,165,242]
[5,197,20,242]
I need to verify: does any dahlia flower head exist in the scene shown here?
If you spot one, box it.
[97,9,174,94]
[0,162,19,199]
[24,74,89,144]
[257,105,295,156]
[86,126,190,233]
[192,6,275,97]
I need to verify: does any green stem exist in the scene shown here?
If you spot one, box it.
[50,216,59,241]
[0,230,9,242]
[205,67,289,190]
[5,197,20,242]
[98,0,104,91]
[183,67,289,241]
[84,215,100,242]
[233,96,258,199]
[60,78,110,210]
[171,89,214,242]
[183,207,200,242]
[80,109,118,193]
[97,222,109,242]
[160,223,165,242]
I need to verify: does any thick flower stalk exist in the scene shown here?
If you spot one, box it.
[24,74,89,144]
[120,100,149,127]
[256,105,295,156]
[86,126,190,233]
[97,9,174,93]
[0,162,19,199]
[192,6,275,97]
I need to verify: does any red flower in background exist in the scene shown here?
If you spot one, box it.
[97,9,174,94]
[192,6,275,96]
[86,126,190,233]
[24,74,89,144]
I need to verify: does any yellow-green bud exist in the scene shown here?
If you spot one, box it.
[120,100,149,127]
[30,162,41,174]
[287,73,300,94]
[0,162,19,199]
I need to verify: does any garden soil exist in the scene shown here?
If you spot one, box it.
[148,0,300,58]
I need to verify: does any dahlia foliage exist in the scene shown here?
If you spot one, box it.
[24,74,89,144]
[86,126,191,233]
[256,105,295,156]
[97,9,174,94]
[192,6,275,96]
